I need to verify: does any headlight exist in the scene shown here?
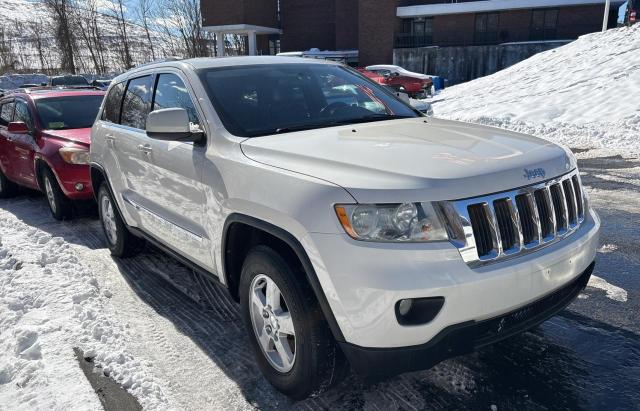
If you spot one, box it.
[59,147,90,165]
[334,202,448,242]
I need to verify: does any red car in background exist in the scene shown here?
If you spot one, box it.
[358,65,433,98]
[0,89,104,219]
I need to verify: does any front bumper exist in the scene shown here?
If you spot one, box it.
[52,163,93,200]
[339,261,594,378]
[308,209,599,348]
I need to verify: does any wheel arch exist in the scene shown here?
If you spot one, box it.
[222,213,345,342]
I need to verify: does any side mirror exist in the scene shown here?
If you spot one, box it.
[7,121,29,134]
[146,108,203,143]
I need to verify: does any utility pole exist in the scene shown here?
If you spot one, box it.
[602,0,611,31]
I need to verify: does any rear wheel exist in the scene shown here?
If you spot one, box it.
[41,168,72,220]
[239,246,346,399]
[98,184,145,257]
[0,168,17,198]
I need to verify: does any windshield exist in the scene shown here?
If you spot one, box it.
[36,95,104,130]
[198,64,420,137]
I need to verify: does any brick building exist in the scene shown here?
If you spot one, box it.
[201,0,623,66]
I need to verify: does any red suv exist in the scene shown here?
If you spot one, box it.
[0,89,105,219]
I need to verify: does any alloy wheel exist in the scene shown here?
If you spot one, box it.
[249,274,297,373]
[101,195,118,245]
[44,176,57,214]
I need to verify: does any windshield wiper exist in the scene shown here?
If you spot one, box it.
[273,115,414,134]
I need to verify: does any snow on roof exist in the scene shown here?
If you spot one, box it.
[434,24,640,154]
[398,0,626,17]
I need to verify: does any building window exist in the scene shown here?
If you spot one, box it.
[475,12,500,44]
[531,9,559,41]
[395,17,433,48]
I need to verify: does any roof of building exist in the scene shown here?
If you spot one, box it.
[397,0,626,18]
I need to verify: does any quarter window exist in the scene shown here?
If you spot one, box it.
[153,73,200,125]
[0,102,15,126]
[121,76,153,130]
[102,81,125,123]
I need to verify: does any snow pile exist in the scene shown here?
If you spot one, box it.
[435,24,640,153]
[0,214,169,408]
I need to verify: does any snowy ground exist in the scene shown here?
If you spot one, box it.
[0,147,639,410]
[433,24,640,155]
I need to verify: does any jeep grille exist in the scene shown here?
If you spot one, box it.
[440,170,585,267]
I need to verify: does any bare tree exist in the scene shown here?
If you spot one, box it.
[28,20,48,74]
[158,0,211,58]
[44,0,77,73]
[108,0,134,69]
[136,0,157,61]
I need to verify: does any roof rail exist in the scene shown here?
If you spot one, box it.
[134,57,183,69]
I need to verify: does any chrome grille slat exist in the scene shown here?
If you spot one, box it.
[444,170,585,268]
[572,174,585,221]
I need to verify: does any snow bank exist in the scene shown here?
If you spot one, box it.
[0,213,169,409]
[434,24,640,153]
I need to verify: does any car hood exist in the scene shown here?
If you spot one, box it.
[240,117,574,203]
[42,128,91,146]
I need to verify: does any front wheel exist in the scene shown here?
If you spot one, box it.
[97,184,144,257]
[41,168,72,220]
[239,246,346,399]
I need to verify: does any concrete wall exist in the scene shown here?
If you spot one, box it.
[394,41,570,85]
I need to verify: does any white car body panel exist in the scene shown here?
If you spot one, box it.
[240,116,574,203]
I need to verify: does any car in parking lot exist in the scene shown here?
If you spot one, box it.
[0,89,105,219]
[360,64,433,98]
[49,75,91,88]
[90,56,599,399]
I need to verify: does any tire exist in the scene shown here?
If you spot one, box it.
[0,168,17,198]
[239,245,346,399]
[97,183,145,257]
[41,167,72,220]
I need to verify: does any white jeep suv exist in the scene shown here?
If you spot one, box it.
[90,57,600,399]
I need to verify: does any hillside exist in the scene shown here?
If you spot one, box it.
[0,0,177,77]
[435,24,640,154]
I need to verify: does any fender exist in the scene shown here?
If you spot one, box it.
[222,213,346,342]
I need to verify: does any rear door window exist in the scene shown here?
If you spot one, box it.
[121,76,153,130]
[152,73,200,126]
[102,82,125,123]
[0,102,15,126]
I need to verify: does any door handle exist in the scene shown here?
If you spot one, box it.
[105,135,115,147]
[137,144,153,154]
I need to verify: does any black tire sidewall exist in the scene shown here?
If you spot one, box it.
[42,168,71,220]
[239,246,337,399]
